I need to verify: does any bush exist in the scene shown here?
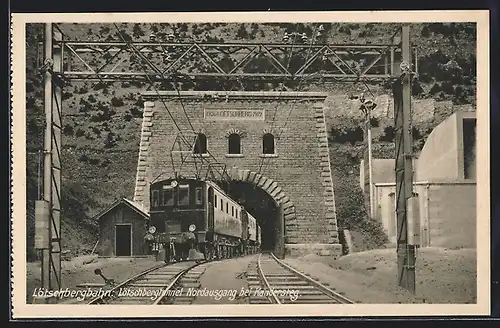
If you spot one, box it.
[330,126,364,145]
[78,154,89,162]
[62,92,73,101]
[88,94,97,103]
[63,124,74,136]
[379,126,395,142]
[75,128,85,137]
[111,96,124,107]
[130,107,143,118]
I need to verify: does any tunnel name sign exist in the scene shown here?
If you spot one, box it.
[204,108,265,121]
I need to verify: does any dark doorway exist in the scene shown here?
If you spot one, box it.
[115,224,132,256]
[463,118,476,180]
[218,180,280,251]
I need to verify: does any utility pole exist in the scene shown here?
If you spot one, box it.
[365,98,375,219]
[35,23,63,302]
[394,25,417,294]
[352,93,376,219]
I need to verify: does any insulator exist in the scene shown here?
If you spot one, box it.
[322,55,327,61]
[316,31,322,37]
[149,33,157,41]
[318,24,325,32]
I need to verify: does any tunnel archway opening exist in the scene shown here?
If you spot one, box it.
[215,179,280,252]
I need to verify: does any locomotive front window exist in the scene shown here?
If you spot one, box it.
[162,186,174,206]
[166,221,181,233]
[220,199,223,211]
[195,187,203,205]
[226,202,229,214]
[152,190,159,207]
[231,206,234,217]
[178,185,190,206]
[236,210,238,219]
[214,194,218,208]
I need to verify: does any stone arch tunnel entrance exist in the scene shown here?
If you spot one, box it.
[216,180,282,253]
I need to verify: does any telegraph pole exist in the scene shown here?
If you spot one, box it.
[394,25,417,294]
[365,98,375,219]
[35,23,63,301]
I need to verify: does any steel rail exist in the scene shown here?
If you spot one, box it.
[270,252,355,304]
[152,260,208,305]
[257,253,281,304]
[87,262,168,304]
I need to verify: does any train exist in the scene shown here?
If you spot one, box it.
[149,178,261,263]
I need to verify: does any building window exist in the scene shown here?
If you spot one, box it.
[214,194,218,208]
[228,134,241,154]
[152,190,159,207]
[195,187,203,205]
[193,133,207,154]
[178,184,190,205]
[263,133,275,154]
[162,186,175,206]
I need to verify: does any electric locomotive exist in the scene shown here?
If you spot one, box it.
[149,178,261,263]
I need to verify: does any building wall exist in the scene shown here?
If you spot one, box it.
[98,204,148,256]
[374,183,430,245]
[427,182,476,248]
[133,91,342,256]
[375,181,476,248]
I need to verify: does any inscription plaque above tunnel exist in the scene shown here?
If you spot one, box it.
[204,108,265,121]
[134,91,343,257]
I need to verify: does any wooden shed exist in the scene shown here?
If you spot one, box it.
[96,198,150,257]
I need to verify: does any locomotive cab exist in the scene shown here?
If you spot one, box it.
[149,178,208,261]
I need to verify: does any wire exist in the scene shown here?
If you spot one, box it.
[114,24,231,182]
[113,24,205,178]
[258,24,322,175]
[256,29,300,176]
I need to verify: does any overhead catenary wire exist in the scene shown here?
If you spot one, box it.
[258,23,323,175]
[113,24,207,179]
[255,28,300,177]
[113,24,230,182]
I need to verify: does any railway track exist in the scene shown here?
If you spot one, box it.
[88,260,209,305]
[247,253,355,304]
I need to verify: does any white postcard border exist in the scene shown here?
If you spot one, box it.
[10,10,491,318]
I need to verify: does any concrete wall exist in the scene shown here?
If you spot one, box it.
[98,203,148,257]
[374,183,430,245]
[427,182,476,248]
[417,113,460,181]
[133,91,342,256]
[416,111,476,182]
[375,181,475,248]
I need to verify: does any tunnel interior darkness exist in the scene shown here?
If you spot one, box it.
[216,180,279,251]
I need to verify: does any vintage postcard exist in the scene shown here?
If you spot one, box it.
[10,10,490,318]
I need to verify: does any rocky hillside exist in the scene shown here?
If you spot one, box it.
[25,22,476,260]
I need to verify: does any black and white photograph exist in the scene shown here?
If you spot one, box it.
[10,11,490,318]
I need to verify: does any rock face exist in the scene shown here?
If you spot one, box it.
[133,91,342,257]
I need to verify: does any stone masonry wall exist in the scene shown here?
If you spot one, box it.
[133,91,342,256]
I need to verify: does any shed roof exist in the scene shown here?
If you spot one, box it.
[94,198,149,221]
